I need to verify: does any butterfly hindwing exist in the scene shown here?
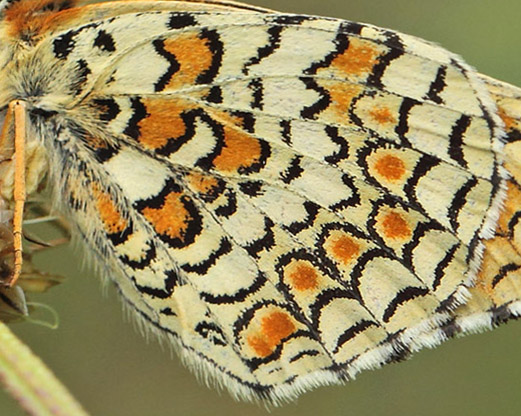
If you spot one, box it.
[0,0,513,402]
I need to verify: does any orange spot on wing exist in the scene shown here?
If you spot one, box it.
[374,154,406,182]
[474,233,521,303]
[286,261,319,291]
[330,38,380,77]
[91,184,127,234]
[369,106,395,125]
[330,235,360,265]
[163,34,213,90]
[262,311,296,345]
[141,192,192,241]
[5,0,83,38]
[213,111,245,129]
[247,335,272,358]
[325,82,364,121]
[138,98,192,150]
[498,106,518,132]
[187,172,219,195]
[248,311,296,358]
[212,127,262,173]
[381,211,411,240]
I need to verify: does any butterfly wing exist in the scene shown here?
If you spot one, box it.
[441,77,521,335]
[2,2,508,401]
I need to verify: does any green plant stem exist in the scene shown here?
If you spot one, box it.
[0,321,90,416]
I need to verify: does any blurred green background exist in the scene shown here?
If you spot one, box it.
[2,0,521,415]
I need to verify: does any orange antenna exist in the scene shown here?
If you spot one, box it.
[7,100,26,287]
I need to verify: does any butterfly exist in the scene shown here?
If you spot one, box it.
[0,0,520,405]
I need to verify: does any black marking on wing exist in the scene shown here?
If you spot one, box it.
[436,288,463,312]
[93,30,116,53]
[249,78,264,110]
[205,86,223,104]
[72,59,91,95]
[134,269,178,299]
[52,22,101,59]
[92,98,120,122]
[448,114,471,168]
[366,32,404,89]
[269,14,312,25]
[289,349,320,363]
[39,0,75,12]
[167,12,197,29]
[181,237,233,275]
[232,110,256,133]
[508,210,521,236]
[338,21,364,36]
[197,29,223,85]
[329,174,361,211]
[286,201,320,234]
[300,78,331,120]
[304,31,348,76]
[448,176,478,232]
[382,286,429,323]
[123,97,148,139]
[300,77,331,120]
[106,223,134,246]
[425,65,447,104]
[395,97,418,146]
[215,190,238,218]
[53,31,77,59]
[243,26,283,75]
[400,217,445,269]
[375,29,405,50]
[308,288,359,328]
[280,156,303,184]
[432,243,459,290]
[492,263,521,288]
[234,301,314,370]
[156,109,212,157]
[195,321,227,346]
[333,320,377,354]
[324,126,349,164]
[153,39,181,92]
[160,307,177,316]
[504,125,521,143]
[245,329,311,371]
[245,217,276,258]
[404,153,439,208]
[239,181,264,197]
[200,270,267,304]
[119,244,157,270]
[135,179,203,249]
[280,120,292,146]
